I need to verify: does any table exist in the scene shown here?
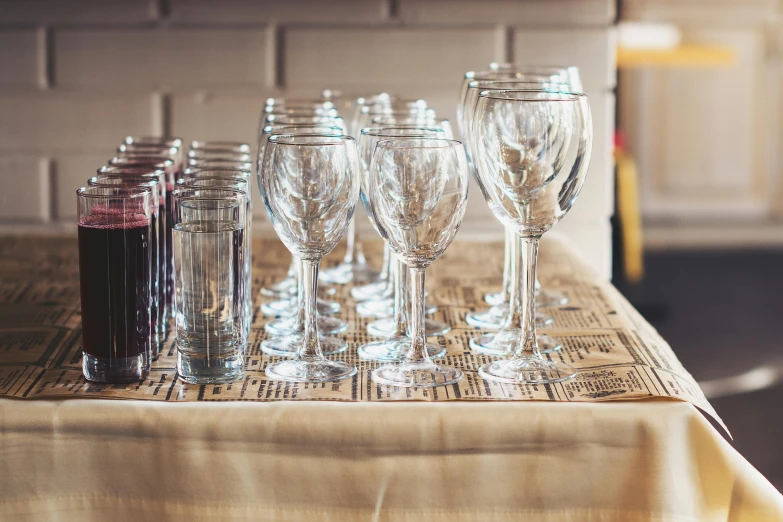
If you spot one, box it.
[1,234,781,521]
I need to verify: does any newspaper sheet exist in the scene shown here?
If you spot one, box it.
[0,234,724,430]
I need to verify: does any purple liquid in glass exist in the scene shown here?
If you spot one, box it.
[78,212,151,365]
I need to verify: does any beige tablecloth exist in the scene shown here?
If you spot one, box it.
[0,234,781,521]
[1,399,782,521]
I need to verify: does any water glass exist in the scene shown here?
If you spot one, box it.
[172,188,247,384]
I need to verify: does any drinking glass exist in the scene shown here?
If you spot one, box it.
[463,78,576,335]
[366,138,468,387]
[259,134,359,382]
[172,188,247,384]
[255,124,343,299]
[355,127,448,337]
[115,147,182,316]
[176,175,253,336]
[121,137,185,173]
[105,158,176,315]
[88,172,164,357]
[77,186,153,383]
[472,89,592,383]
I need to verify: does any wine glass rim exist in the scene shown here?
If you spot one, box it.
[465,65,576,78]
[187,159,252,170]
[77,185,152,198]
[361,126,445,137]
[264,115,344,125]
[468,79,570,89]
[375,137,462,150]
[268,133,355,146]
[478,89,586,101]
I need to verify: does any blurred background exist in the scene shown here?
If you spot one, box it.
[0,0,781,489]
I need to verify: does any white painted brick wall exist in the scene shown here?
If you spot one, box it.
[0,0,616,277]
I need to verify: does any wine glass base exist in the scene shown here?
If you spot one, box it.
[371,360,463,388]
[357,298,436,319]
[465,307,552,330]
[366,318,450,338]
[265,315,348,336]
[483,290,506,306]
[261,333,347,357]
[350,280,391,301]
[537,288,568,307]
[478,357,576,384]
[261,298,340,318]
[266,359,357,383]
[357,338,446,361]
[469,331,562,356]
[260,277,296,298]
[320,263,381,285]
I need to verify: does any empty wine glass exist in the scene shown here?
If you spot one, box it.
[366,138,468,387]
[356,127,447,338]
[463,78,577,337]
[256,124,343,300]
[258,135,360,372]
[472,89,592,384]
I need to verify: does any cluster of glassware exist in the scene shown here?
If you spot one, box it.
[76,61,592,389]
[76,137,254,384]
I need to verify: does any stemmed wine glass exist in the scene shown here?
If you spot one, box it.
[356,127,447,339]
[472,89,592,383]
[316,100,430,287]
[257,132,350,357]
[257,123,343,300]
[259,134,359,382]
[366,138,468,387]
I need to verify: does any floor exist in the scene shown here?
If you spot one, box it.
[616,249,783,490]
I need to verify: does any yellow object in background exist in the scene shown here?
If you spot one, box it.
[615,149,644,283]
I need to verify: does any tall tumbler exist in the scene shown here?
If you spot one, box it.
[115,147,181,316]
[176,175,253,335]
[172,188,247,384]
[88,173,164,357]
[77,186,153,383]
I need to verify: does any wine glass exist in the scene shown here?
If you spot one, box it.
[366,138,468,387]
[258,135,360,371]
[463,80,570,336]
[472,89,592,383]
[255,124,344,303]
[356,127,447,339]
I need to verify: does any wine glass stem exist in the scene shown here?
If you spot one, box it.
[405,265,430,364]
[503,234,523,329]
[501,226,513,300]
[294,258,305,329]
[380,244,390,282]
[514,237,540,359]
[392,255,409,336]
[300,258,323,360]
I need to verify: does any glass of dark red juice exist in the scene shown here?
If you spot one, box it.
[89,171,165,358]
[77,186,153,383]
